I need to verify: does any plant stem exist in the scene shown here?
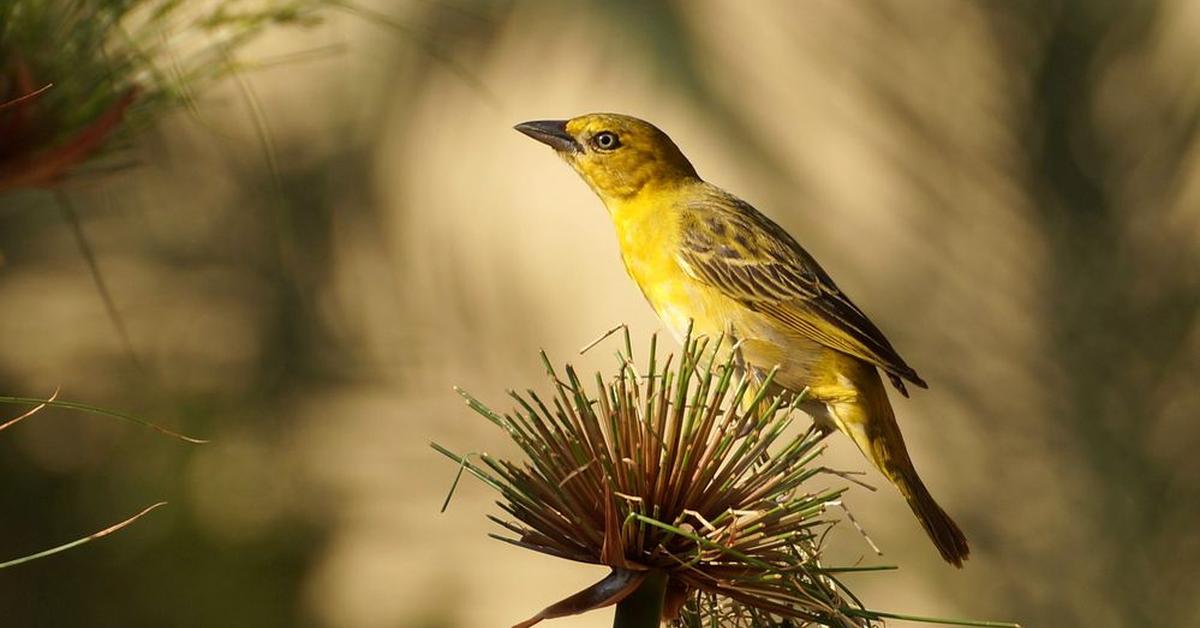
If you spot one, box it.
[613,570,667,628]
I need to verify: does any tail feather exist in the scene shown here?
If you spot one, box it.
[896,468,970,567]
[824,366,970,567]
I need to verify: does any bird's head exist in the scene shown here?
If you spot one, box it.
[515,113,698,203]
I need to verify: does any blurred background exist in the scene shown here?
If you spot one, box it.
[2,1,1199,626]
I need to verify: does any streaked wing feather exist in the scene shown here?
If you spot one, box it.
[677,192,926,392]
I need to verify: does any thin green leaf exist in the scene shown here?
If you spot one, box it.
[0,395,207,443]
[0,502,168,570]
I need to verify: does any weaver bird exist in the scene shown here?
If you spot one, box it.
[515,113,969,566]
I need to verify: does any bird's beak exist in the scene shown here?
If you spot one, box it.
[514,120,581,153]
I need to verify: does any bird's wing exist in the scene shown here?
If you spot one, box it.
[675,193,927,394]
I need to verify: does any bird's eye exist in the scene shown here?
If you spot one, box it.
[593,131,620,151]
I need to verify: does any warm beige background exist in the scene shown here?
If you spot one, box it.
[2,2,1198,627]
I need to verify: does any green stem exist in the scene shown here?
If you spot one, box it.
[613,570,667,628]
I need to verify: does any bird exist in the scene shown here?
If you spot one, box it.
[514,113,969,567]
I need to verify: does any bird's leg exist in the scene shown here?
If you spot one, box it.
[814,420,837,437]
[797,401,839,438]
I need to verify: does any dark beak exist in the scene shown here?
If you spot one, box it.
[514,120,580,153]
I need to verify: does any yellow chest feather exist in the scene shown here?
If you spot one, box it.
[610,198,730,342]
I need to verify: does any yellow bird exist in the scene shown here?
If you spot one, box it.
[515,113,969,566]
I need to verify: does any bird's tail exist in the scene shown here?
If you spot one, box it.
[891,455,970,567]
[827,372,970,567]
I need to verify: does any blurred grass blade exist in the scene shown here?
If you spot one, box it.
[0,502,168,570]
[0,395,208,443]
[55,190,145,373]
[327,0,500,108]
[0,387,58,432]
[0,82,52,109]
[847,608,1021,628]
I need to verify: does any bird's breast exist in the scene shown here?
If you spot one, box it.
[617,242,733,343]
[609,199,737,343]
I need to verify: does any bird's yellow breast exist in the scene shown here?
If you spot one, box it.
[609,194,736,343]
